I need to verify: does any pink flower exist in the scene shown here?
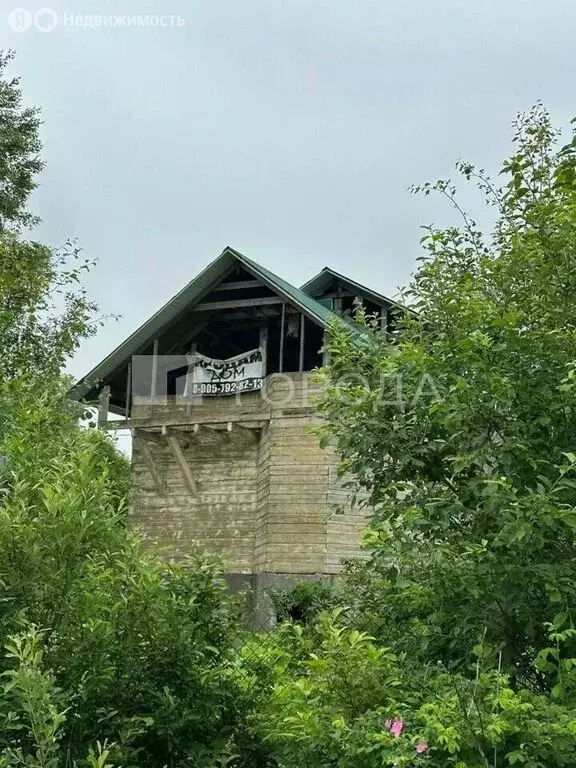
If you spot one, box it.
[415,740,428,754]
[384,718,404,738]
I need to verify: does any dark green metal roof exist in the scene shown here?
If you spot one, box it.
[300,265,407,313]
[70,246,341,401]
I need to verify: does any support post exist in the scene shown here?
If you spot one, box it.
[98,385,110,427]
[167,433,198,497]
[150,338,159,406]
[125,362,132,419]
[279,303,285,373]
[259,322,268,379]
[137,429,165,445]
[133,430,167,496]
[380,305,388,333]
[298,313,305,372]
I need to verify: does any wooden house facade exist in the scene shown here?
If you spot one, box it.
[72,247,397,621]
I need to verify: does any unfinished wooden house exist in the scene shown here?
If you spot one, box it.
[72,246,397,617]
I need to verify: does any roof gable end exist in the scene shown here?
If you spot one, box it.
[70,247,338,403]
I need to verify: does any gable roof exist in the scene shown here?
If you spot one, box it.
[70,246,339,401]
[300,266,402,309]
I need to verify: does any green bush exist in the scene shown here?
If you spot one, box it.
[0,379,255,768]
[269,580,335,625]
[243,612,576,767]
[298,105,576,766]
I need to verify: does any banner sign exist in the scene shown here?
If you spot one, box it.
[184,348,264,397]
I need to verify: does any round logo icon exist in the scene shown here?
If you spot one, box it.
[34,7,57,32]
[7,7,33,32]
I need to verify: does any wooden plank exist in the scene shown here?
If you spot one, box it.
[234,422,261,432]
[150,339,159,405]
[380,305,388,331]
[97,385,110,426]
[136,429,165,445]
[217,279,262,291]
[165,316,213,355]
[101,414,271,431]
[139,440,167,496]
[259,321,268,378]
[299,313,305,372]
[167,434,198,497]
[193,296,283,311]
[125,363,132,418]
[279,303,285,373]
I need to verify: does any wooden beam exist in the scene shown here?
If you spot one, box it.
[217,279,262,291]
[192,422,220,438]
[150,339,159,405]
[279,303,285,373]
[138,439,167,496]
[260,306,282,318]
[98,385,110,427]
[259,322,268,378]
[167,433,198,497]
[193,423,229,444]
[165,315,214,354]
[136,428,165,445]
[380,305,388,332]
[101,414,270,431]
[299,313,305,372]
[233,422,261,442]
[163,425,192,449]
[125,363,132,419]
[193,296,283,311]
[315,291,352,300]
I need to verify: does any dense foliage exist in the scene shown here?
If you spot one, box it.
[0,379,253,768]
[310,106,576,764]
[0,50,43,232]
[242,611,576,768]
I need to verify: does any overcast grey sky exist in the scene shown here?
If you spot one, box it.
[5,0,575,380]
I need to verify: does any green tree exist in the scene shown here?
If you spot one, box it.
[0,49,43,232]
[0,234,100,381]
[0,48,100,381]
[318,105,576,692]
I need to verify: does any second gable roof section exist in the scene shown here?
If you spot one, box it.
[71,246,340,398]
[300,265,407,312]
